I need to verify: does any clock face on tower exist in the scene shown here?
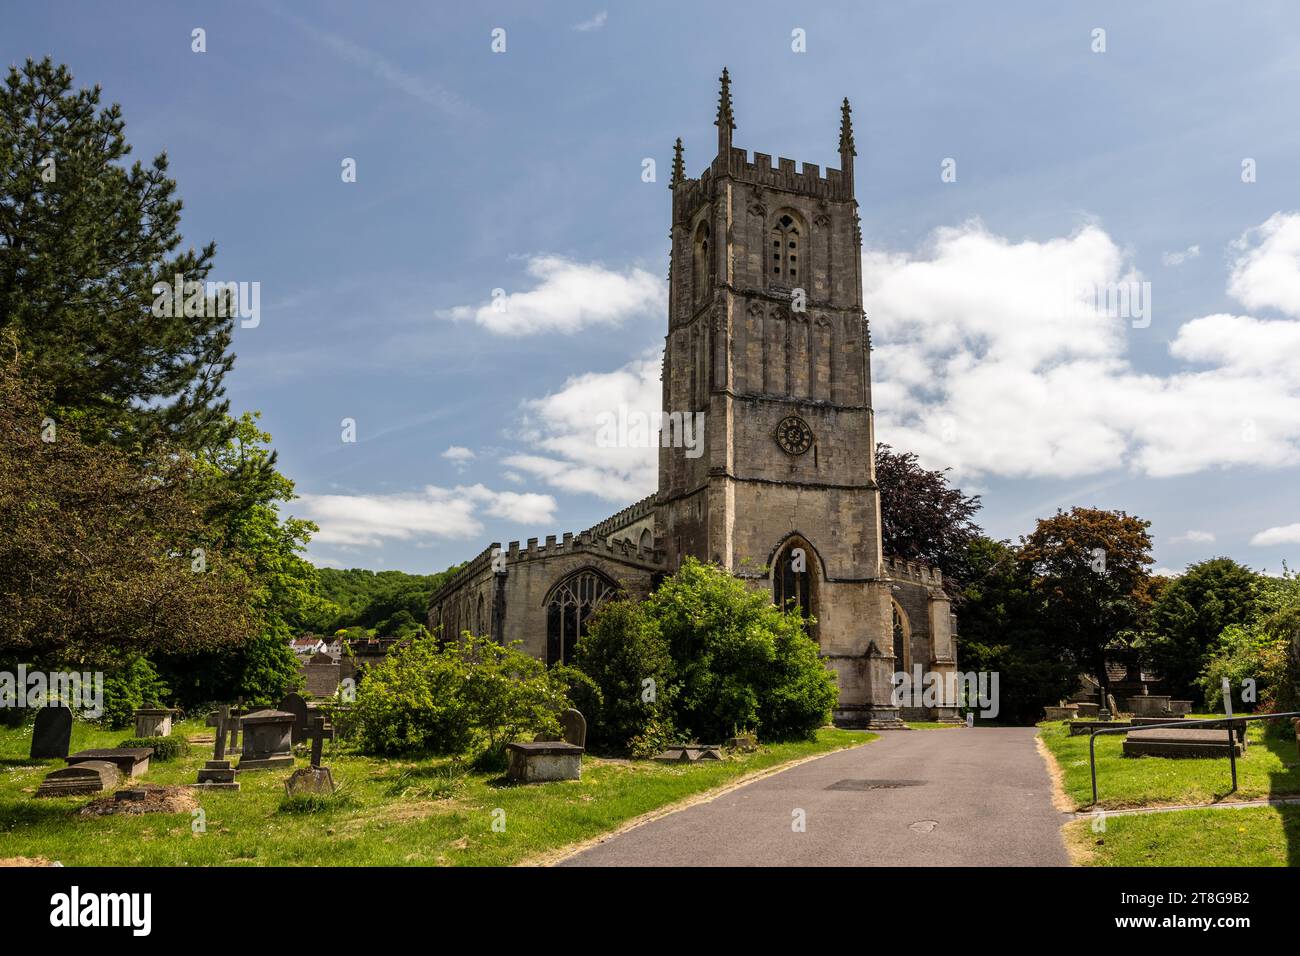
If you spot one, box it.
[775,415,814,456]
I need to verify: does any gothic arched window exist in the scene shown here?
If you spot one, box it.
[769,212,802,288]
[891,600,910,675]
[638,528,653,555]
[772,537,817,635]
[476,593,485,636]
[544,569,619,666]
[692,220,712,305]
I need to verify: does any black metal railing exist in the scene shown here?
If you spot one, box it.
[1087,711,1300,805]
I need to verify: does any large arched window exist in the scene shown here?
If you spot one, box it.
[772,536,817,633]
[544,569,619,666]
[769,212,802,288]
[692,220,712,305]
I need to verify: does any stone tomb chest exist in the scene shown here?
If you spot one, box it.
[506,741,582,783]
[238,709,296,770]
[66,748,152,778]
[133,707,173,738]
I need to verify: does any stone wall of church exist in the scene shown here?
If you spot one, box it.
[428,535,660,663]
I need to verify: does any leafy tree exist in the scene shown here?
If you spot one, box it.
[875,443,983,592]
[571,599,675,754]
[644,558,837,742]
[1018,507,1154,706]
[1145,558,1260,703]
[0,350,254,667]
[153,414,315,706]
[956,537,1076,724]
[0,57,236,452]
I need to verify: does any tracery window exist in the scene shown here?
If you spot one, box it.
[545,569,619,666]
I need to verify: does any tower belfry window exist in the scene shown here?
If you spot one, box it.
[769,213,801,287]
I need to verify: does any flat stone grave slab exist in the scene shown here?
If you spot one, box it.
[1043,705,1078,721]
[35,760,120,798]
[506,741,582,782]
[65,748,152,778]
[1123,728,1245,758]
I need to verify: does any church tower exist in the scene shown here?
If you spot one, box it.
[657,71,955,727]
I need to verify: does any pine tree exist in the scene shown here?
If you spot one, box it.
[0,57,235,452]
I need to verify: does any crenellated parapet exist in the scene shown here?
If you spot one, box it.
[882,554,944,589]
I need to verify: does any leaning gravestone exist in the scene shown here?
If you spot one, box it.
[279,692,309,745]
[36,760,120,798]
[559,708,587,749]
[285,717,335,796]
[30,704,74,759]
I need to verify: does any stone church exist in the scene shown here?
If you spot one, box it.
[429,71,959,727]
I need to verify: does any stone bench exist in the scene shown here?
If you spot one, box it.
[506,741,582,783]
[1123,728,1245,758]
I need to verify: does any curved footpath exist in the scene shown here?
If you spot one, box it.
[560,727,1071,866]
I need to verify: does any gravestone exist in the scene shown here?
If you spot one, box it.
[133,707,172,739]
[30,704,73,759]
[285,717,335,796]
[36,760,120,798]
[279,692,309,745]
[559,708,587,749]
[237,709,295,770]
[66,748,152,778]
[1106,693,1120,716]
[195,705,239,790]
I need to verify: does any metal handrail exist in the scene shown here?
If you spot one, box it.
[1087,710,1300,805]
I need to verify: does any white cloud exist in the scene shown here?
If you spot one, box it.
[868,215,1300,481]
[573,11,608,31]
[296,484,556,548]
[1250,523,1300,546]
[1161,244,1200,267]
[441,445,475,472]
[504,354,661,501]
[1228,212,1300,318]
[1172,530,1216,544]
[438,256,665,336]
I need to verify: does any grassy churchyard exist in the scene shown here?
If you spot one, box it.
[0,719,871,866]
[1039,718,1300,866]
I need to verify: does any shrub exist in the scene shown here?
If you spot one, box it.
[100,657,170,729]
[352,632,566,758]
[117,735,191,761]
[644,558,837,743]
[569,600,673,753]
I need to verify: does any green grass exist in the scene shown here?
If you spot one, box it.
[904,721,962,730]
[1038,719,1300,811]
[0,720,872,866]
[1067,805,1300,866]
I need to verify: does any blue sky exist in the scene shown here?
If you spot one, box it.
[8,1,1300,575]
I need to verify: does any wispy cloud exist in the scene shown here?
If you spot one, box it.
[268,3,474,118]
[1251,523,1300,546]
[573,11,609,32]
